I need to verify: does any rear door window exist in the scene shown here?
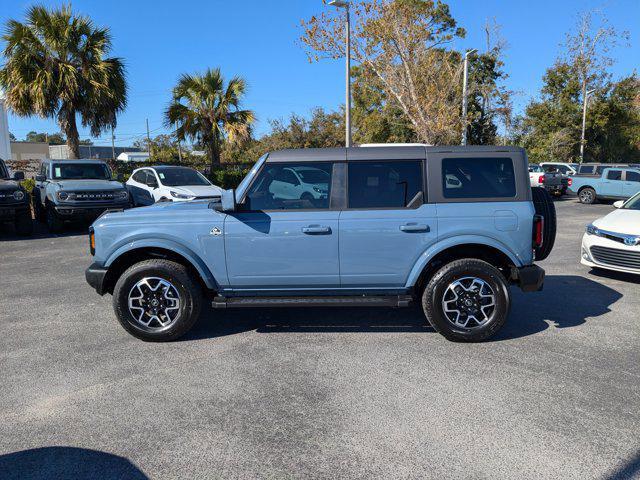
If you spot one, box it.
[442,157,516,199]
[347,161,423,209]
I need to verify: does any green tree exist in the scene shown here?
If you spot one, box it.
[0,5,127,159]
[25,131,65,145]
[165,68,255,171]
[9,132,16,141]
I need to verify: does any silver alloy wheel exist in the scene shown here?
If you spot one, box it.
[441,276,496,329]
[128,277,181,330]
[580,189,594,203]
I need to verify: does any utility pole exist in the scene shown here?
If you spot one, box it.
[111,125,115,160]
[580,88,595,164]
[146,118,151,157]
[461,49,476,146]
[329,0,351,148]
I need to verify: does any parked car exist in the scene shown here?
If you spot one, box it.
[126,166,223,206]
[0,157,33,236]
[85,146,555,343]
[568,167,640,204]
[576,163,630,175]
[540,162,579,176]
[529,164,570,196]
[581,191,640,275]
[33,159,131,232]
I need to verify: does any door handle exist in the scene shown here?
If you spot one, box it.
[400,223,430,233]
[302,225,331,234]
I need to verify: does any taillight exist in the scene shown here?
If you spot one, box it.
[567,178,573,187]
[533,215,544,248]
[538,175,545,184]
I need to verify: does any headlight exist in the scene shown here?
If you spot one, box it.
[312,186,326,194]
[13,190,25,201]
[170,190,194,200]
[115,190,129,200]
[57,191,69,201]
[586,224,599,236]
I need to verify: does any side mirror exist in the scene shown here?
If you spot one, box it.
[35,174,46,182]
[213,189,237,212]
[613,200,624,209]
[13,171,25,181]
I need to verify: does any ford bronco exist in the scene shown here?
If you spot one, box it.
[33,159,131,232]
[85,146,555,342]
[0,157,33,236]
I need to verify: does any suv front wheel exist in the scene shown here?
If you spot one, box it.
[112,259,202,341]
[422,259,510,342]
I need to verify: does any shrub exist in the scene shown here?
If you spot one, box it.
[20,178,35,193]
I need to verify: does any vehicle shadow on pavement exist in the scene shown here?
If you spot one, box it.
[185,274,620,342]
[495,274,622,341]
[602,448,640,480]
[0,221,87,241]
[0,447,148,480]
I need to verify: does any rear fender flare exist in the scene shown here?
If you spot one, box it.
[405,235,522,288]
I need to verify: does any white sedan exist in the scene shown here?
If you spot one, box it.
[581,192,640,275]
[126,166,223,206]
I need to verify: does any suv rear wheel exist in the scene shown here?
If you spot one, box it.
[422,259,510,342]
[112,259,202,341]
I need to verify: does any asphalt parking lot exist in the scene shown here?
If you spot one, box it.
[1,199,639,480]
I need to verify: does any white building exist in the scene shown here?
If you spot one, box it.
[117,151,150,162]
[0,90,11,161]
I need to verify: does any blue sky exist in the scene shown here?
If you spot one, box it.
[1,0,638,148]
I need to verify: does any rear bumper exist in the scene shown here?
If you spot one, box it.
[85,262,108,295]
[516,265,545,292]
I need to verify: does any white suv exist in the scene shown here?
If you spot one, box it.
[126,166,222,205]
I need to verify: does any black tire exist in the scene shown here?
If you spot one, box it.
[578,187,597,204]
[531,186,556,261]
[46,204,64,233]
[112,259,202,342]
[15,210,33,236]
[422,259,511,342]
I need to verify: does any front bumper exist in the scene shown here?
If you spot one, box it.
[581,233,640,275]
[515,265,545,292]
[55,202,130,219]
[85,262,108,295]
[0,203,30,221]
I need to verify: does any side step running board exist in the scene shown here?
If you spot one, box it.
[212,295,413,309]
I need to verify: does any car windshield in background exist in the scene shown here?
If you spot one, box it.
[155,167,211,187]
[294,168,329,184]
[52,163,111,180]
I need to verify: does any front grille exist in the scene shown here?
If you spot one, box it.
[590,246,640,270]
[72,191,118,201]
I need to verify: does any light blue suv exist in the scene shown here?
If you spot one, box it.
[86,146,554,342]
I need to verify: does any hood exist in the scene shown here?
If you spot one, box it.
[594,208,640,235]
[55,179,126,191]
[0,179,21,191]
[168,185,223,198]
[96,199,223,224]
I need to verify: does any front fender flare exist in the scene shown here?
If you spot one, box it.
[104,237,217,289]
[405,235,523,288]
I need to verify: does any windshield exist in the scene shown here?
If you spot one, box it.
[622,191,640,210]
[294,167,330,184]
[52,163,111,180]
[155,167,211,187]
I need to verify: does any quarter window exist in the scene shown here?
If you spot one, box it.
[607,170,622,180]
[347,161,423,209]
[627,171,640,182]
[443,157,516,199]
[244,162,332,210]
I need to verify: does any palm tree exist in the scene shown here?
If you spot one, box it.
[0,5,126,159]
[165,68,254,169]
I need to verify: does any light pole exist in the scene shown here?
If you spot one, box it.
[580,88,596,164]
[329,0,351,148]
[461,49,476,146]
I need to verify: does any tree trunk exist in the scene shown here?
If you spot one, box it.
[208,140,221,173]
[59,109,80,159]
